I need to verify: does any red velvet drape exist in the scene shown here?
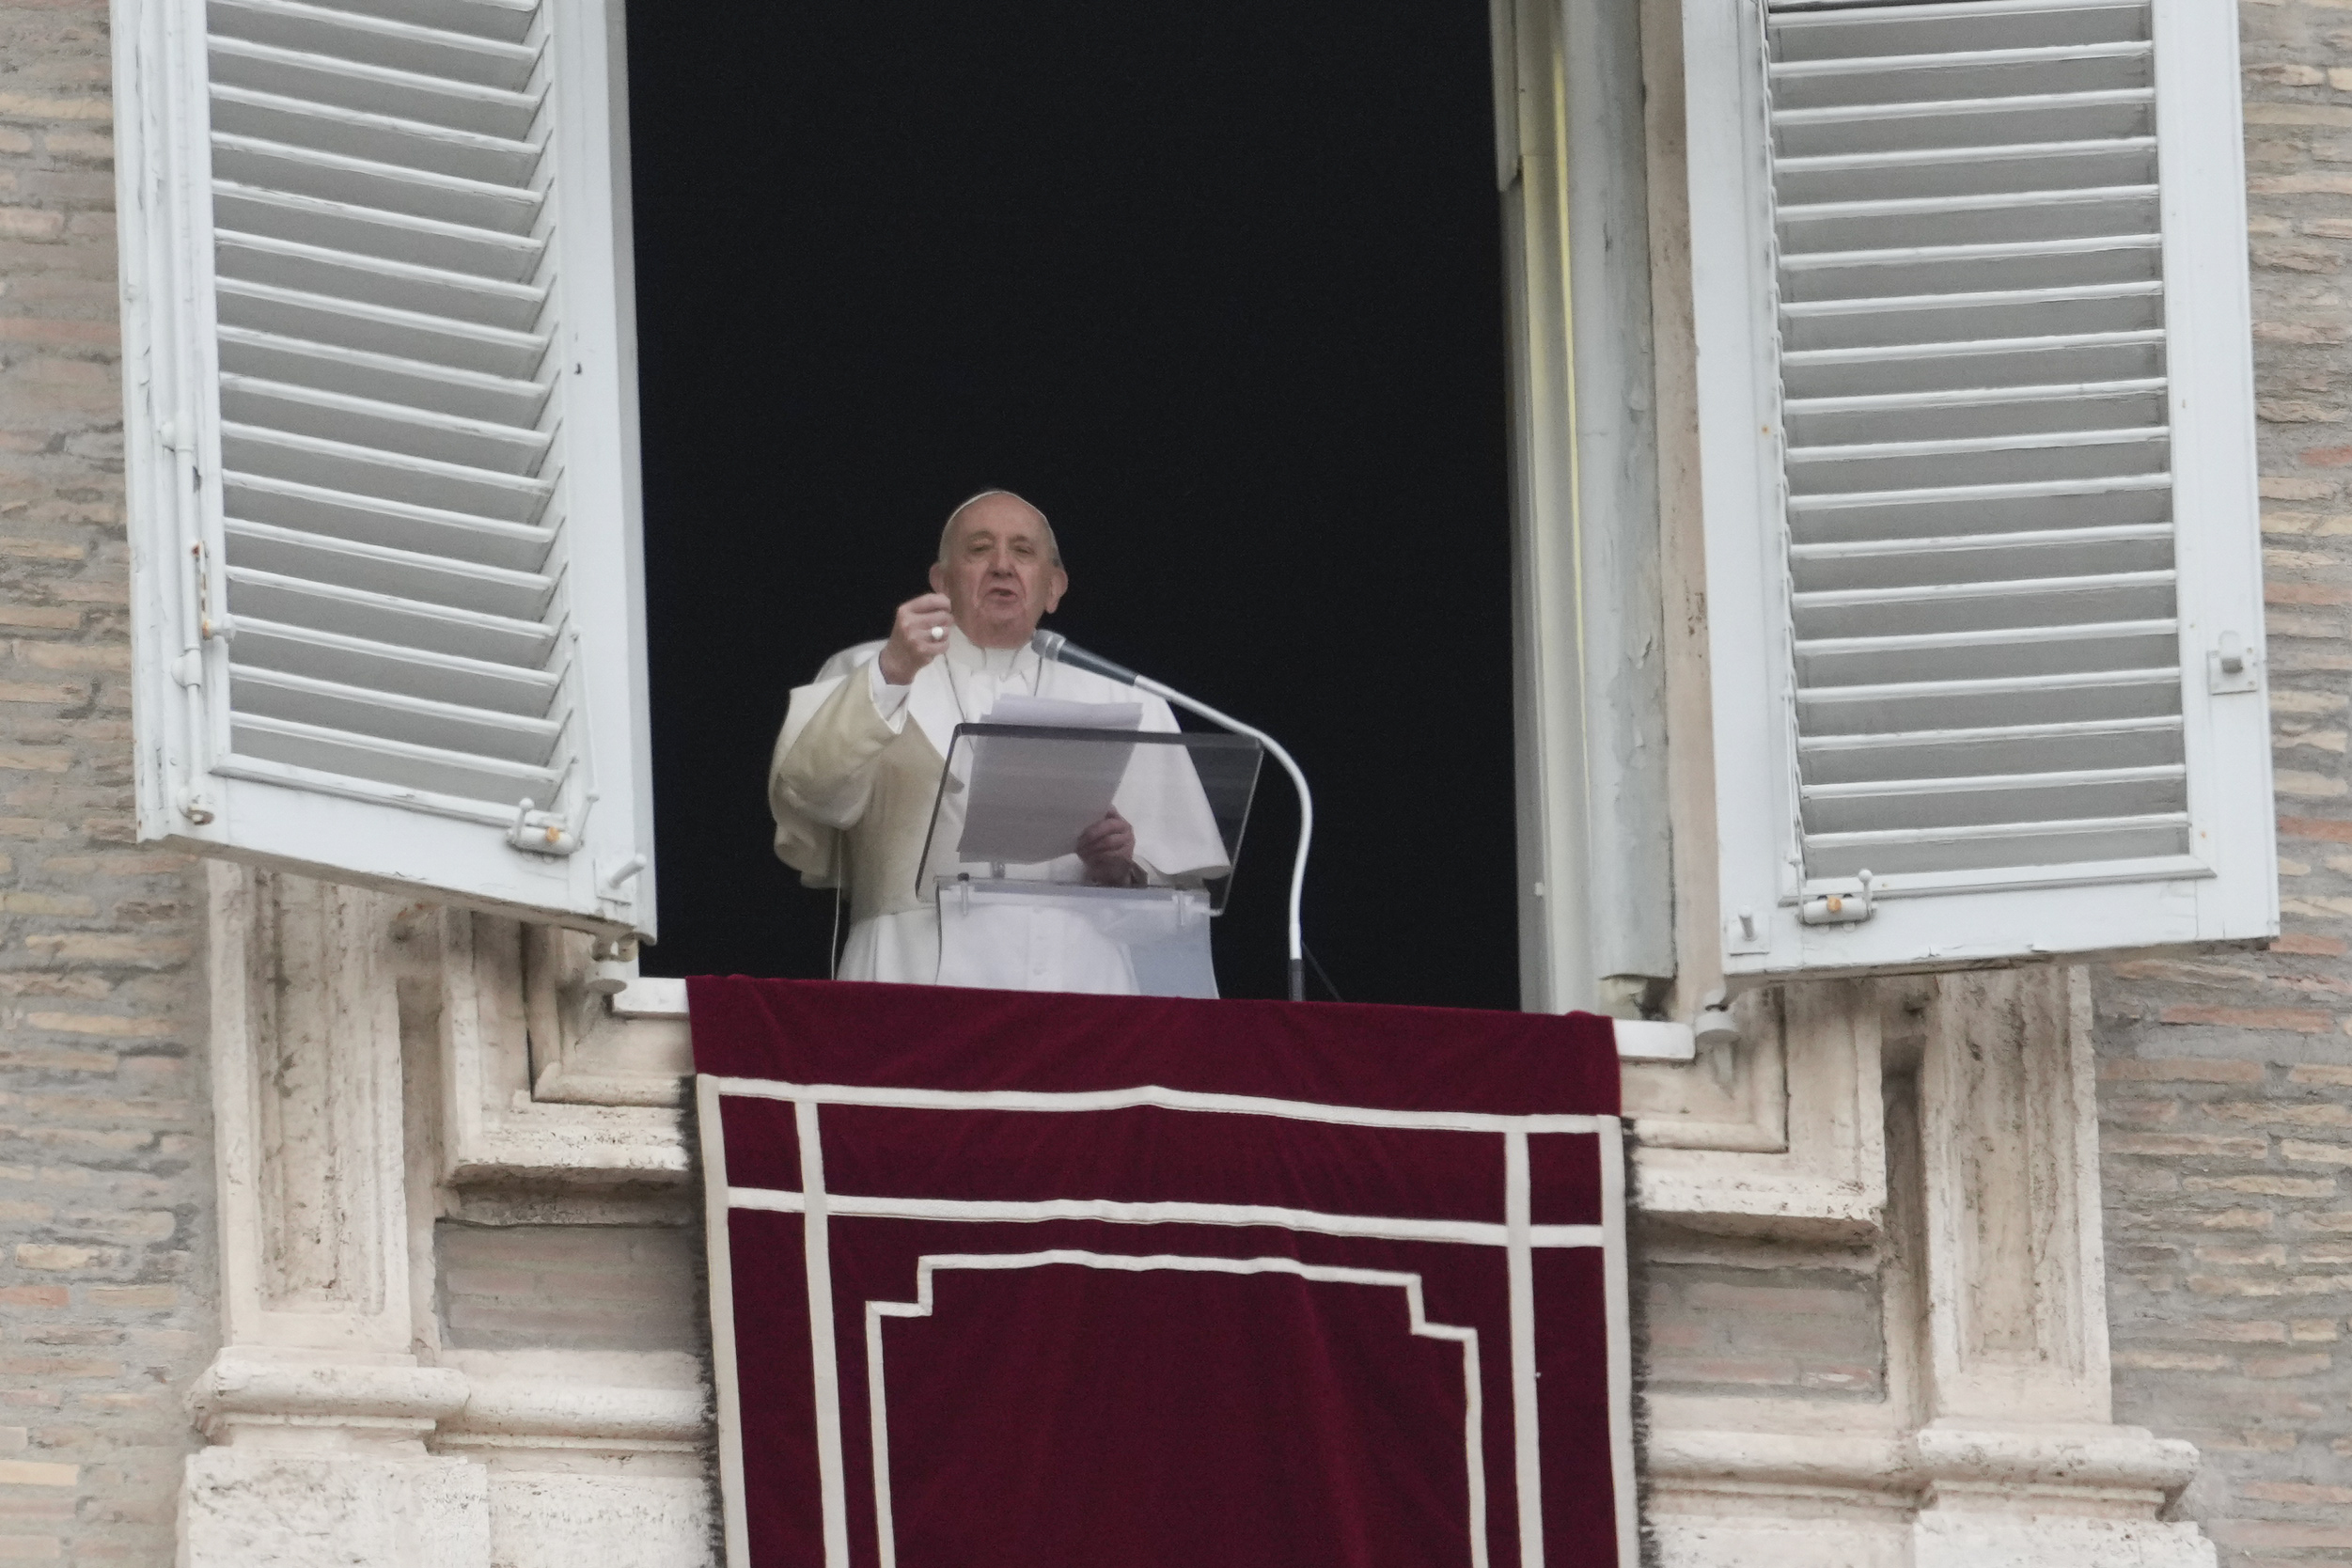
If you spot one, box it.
[694,978,1623,1568]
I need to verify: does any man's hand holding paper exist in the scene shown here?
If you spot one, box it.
[952,698,1145,868]
[1074,810,1141,886]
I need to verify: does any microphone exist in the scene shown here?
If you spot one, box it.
[1028,629,1137,685]
[1030,630,1317,1003]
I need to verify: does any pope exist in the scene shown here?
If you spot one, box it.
[768,490,1227,989]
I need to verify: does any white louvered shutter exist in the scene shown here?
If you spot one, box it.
[116,0,653,938]
[1685,0,2273,977]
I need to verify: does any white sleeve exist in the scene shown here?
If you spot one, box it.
[1115,693,1231,881]
[866,656,913,729]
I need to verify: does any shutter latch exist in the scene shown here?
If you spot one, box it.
[1800,869,1874,926]
[507,795,586,856]
[2209,631,2259,695]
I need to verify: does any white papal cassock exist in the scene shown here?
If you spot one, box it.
[769,627,1230,990]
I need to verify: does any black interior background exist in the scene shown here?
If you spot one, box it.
[625,0,1520,1008]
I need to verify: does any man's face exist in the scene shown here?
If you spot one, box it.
[929,496,1067,648]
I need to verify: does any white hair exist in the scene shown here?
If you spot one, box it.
[938,489,1062,570]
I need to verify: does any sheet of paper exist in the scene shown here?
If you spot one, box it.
[984,695,1142,730]
[954,702,1143,865]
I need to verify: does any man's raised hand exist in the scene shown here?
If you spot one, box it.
[877,592,955,685]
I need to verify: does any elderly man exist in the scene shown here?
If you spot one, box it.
[770,491,1223,988]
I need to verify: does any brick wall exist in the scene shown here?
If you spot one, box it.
[1639,1253,1885,1402]
[437,1224,699,1355]
[0,4,215,1564]
[2092,4,2352,1562]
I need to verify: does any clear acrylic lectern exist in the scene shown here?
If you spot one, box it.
[916,723,1262,997]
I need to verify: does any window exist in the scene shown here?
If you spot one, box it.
[111,0,2278,997]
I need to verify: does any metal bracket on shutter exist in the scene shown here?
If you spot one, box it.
[2208,632,2259,695]
[1727,906,1772,954]
[507,795,589,857]
[158,419,219,827]
[510,639,604,859]
[597,855,646,903]
[1800,870,1875,927]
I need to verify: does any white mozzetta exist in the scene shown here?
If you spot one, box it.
[1683,0,2273,977]
[115,0,655,938]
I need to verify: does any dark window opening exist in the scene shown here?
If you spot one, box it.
[627,1,1518,1006]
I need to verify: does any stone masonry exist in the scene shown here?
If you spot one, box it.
[0,2,217,1564]
[1641,1253,1887,1403]
[2092,3,2352,1563]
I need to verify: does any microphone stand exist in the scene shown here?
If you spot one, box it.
[1032,631,1313,1002]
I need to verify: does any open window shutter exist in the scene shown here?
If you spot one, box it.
[1684,0,2273,976]
[116,0,653,938]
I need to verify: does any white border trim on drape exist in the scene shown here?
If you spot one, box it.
[727,1184,1603,1250]
[696,1076,752,1568]
[701,1076,1634,1568]
[704,1074,1615,1136]
[863,1251,1491,1568]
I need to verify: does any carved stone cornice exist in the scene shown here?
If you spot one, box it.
[190,1350,470,1442]
[1648,1424,2198,1513]
[189,1348,712,1455]
[440,1377,708,1450]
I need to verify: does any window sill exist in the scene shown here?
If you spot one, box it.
[609,975,1691,1060]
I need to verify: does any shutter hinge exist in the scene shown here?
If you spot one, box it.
[1800,870,1875,927]
[190,541,235,644]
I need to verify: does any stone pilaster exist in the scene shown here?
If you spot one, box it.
[184,862,491,1567]
[1906,967,2209,1565]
